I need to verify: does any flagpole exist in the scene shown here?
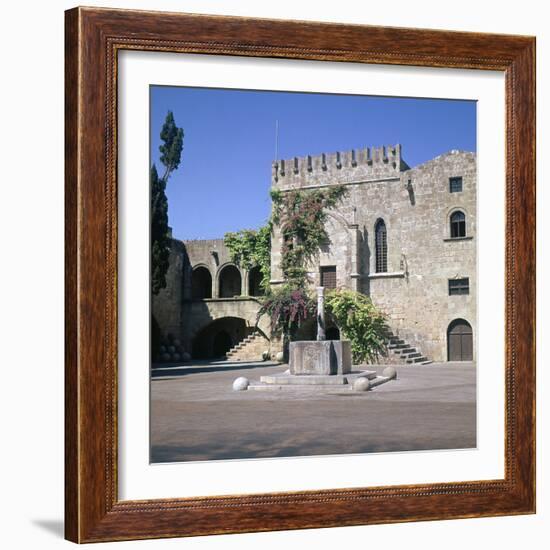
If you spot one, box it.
[275,119,279,160]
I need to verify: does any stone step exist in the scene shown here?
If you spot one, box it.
[419,360,433,365]
[225,332,268,362]
[226,332,259,353]
[389,339,405,345]
[385,332,431,365]
[406,356,428,364]
[394,347,416,355]
[227,344,265,356]
[248,384,349,392]
[388,343,408,350]
[248,374,392,392]
[260,371,377,386]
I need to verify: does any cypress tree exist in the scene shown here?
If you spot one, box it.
[159,111,184,181]
[151,163,170,295]
[151,111,184,295]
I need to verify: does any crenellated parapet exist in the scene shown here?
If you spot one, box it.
[272,144,409,190]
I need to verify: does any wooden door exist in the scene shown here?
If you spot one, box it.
[447,319,473,361]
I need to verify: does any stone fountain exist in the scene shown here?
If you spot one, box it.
[235,287,395,392]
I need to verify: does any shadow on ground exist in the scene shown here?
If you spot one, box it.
[151,361,276,380]
[31,519,64,539]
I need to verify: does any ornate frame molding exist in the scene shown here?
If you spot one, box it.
[65,7,535,542]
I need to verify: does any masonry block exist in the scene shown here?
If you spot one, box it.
[289,340,352,375]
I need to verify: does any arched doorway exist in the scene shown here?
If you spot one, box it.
[218,265,242,298]
[191,266,212,299]
[248,266,264,297]
[326,326,340,340]
[192,317,247,359]
[213,331,232,357]
[447,319,473,361]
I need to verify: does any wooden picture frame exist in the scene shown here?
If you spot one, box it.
[65,6,536,543]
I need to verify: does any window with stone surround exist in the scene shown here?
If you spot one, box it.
[320,265,337,289]
[449,176,463,193]
[448,277,470,295]
[450,211,466,238]
[375,219,388,273]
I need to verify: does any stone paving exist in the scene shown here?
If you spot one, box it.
[150,360,476,463]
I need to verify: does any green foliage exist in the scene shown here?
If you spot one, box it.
[270,186,348,286]
[256,286,315,340]
[224,223,272,292]
[325,288,388,363]
[150,164,170,295]
[151,111,184,296]
[159,111,184,180]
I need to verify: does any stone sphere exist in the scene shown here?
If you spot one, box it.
[275,351,285,363]
[233,377,249,391]
[161,353,171,362]
[262,350,270,361]
[172,353,181,362]
[167,345,176,354]
[383,366,397,380]
[353,377,371,392]
[159,345,166,354]
[173,339,181,347]
[182,352,191,362]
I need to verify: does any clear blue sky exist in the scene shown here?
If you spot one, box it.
[150,86,476,240]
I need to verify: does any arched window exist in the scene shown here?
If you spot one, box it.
[218,265,242,298]
[191,266,212,299]
[248,266,264,297]
[375,219,388,273]
[450,211,466,238]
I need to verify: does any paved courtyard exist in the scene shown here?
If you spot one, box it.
[150,360,476,463]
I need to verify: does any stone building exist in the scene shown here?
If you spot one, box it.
[153,144,476,364]
[152,237,271,360]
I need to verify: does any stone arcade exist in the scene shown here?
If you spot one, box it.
[153,144,476,364]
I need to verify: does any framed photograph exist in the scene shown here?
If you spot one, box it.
[65,7,536,543]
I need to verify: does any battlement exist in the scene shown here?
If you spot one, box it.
[272,144,408,190]
[181,238,226,247]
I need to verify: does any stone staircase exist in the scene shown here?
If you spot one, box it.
[225,331,269,362]
[387,334,432,365]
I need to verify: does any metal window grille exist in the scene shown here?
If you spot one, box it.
[448,278,470,295]
[375,219,388,273]
[450,211,466,238]
[449,176,463,193]
[320,266,337,289]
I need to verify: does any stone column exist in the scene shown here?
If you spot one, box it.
[213,269,219,298]
[317,286,326,341]
[243,269,249,296]
[349,221,360,292]
[269,210,285,286]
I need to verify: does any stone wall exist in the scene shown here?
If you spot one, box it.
[152,237,268,358]
[154,144,476,363]
[271,146,476,362]
[151,239,186,343]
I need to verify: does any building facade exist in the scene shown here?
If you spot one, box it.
[153,144,476,363]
